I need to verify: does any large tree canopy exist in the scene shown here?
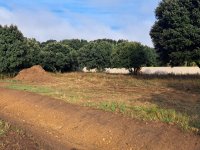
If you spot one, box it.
[40,42,75,72]
[150,0,200,67]
[0,25,28,73]
[111,42,157,74]
[78,41,113,71]
[61,39,88,50]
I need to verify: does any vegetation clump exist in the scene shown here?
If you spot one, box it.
[150,0,200,67]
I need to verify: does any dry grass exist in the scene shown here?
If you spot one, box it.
[0,120,11,137]
[3,72,200,132]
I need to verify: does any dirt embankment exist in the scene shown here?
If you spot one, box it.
[0,88,199,150]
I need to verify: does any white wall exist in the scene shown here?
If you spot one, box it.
[83,67,200,75]
[141,67,200,75]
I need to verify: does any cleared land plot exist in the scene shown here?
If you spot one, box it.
[0,88,199,150]
[1,71,200,132]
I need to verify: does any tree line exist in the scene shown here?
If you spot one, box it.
[0,0,200,75]
[0,25,157,74]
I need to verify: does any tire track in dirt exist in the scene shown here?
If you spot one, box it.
[0,88,199,150]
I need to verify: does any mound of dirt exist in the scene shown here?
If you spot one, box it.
[15,65,54,83]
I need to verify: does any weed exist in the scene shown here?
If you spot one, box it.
[98,101,117,112]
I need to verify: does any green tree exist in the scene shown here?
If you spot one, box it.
[61,39,88,50]
[93,39,117,45]
[0,25,28,73]
[40,42,74,72]
[112,42,157,74]
[25,38,41,67]
[40,39,57,48]
[69,49,80,71]
[150,0,200,67]
[78,41,113,71]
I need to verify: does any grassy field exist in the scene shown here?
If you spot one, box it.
[1,72,200,132]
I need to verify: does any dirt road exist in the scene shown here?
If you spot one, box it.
[0,88,199,150]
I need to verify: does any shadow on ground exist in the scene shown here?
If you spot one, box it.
[149,79,200,130]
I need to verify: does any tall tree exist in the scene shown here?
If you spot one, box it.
[150,0,200,66]
[0,25,28,73]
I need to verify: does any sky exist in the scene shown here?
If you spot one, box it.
[0,0,161,47]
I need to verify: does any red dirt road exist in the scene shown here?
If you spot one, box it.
[0,88,200,150]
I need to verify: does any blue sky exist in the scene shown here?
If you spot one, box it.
[0,0,160,46]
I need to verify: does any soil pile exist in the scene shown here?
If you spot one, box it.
[15,65,54,83]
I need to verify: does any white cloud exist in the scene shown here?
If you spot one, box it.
[0,6,154,46]
[122,22,154,47]
[0,7,13,22]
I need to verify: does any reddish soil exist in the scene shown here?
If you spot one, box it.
[0,88,200,150]
[0,130,42,150]
[15,65,54,83]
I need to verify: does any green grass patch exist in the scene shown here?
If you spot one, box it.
[130,106,190,130]
[98,101,118,112]
[83,101,127,113]
[6,84,53,94]
[83,101,191,131]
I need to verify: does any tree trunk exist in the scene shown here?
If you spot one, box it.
[133,67,141,75]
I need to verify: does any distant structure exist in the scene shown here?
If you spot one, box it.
[83,67,200,75]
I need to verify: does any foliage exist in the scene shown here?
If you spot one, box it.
[0,24,158,74]
[192,49,200,67]
[61,39,88,50]
[112,42,157,74]
[69,49,80,71]
[0,25,29,73]
[150,0,200,66]
[25,38,41,67]
[40,39,57,48]
[93,38,117,45]
[40,42,75,72]
[78,41,113,71]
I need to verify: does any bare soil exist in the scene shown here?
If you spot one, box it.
[0,129,42,150]
[0,88,199,150]
[15,65,54,83]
